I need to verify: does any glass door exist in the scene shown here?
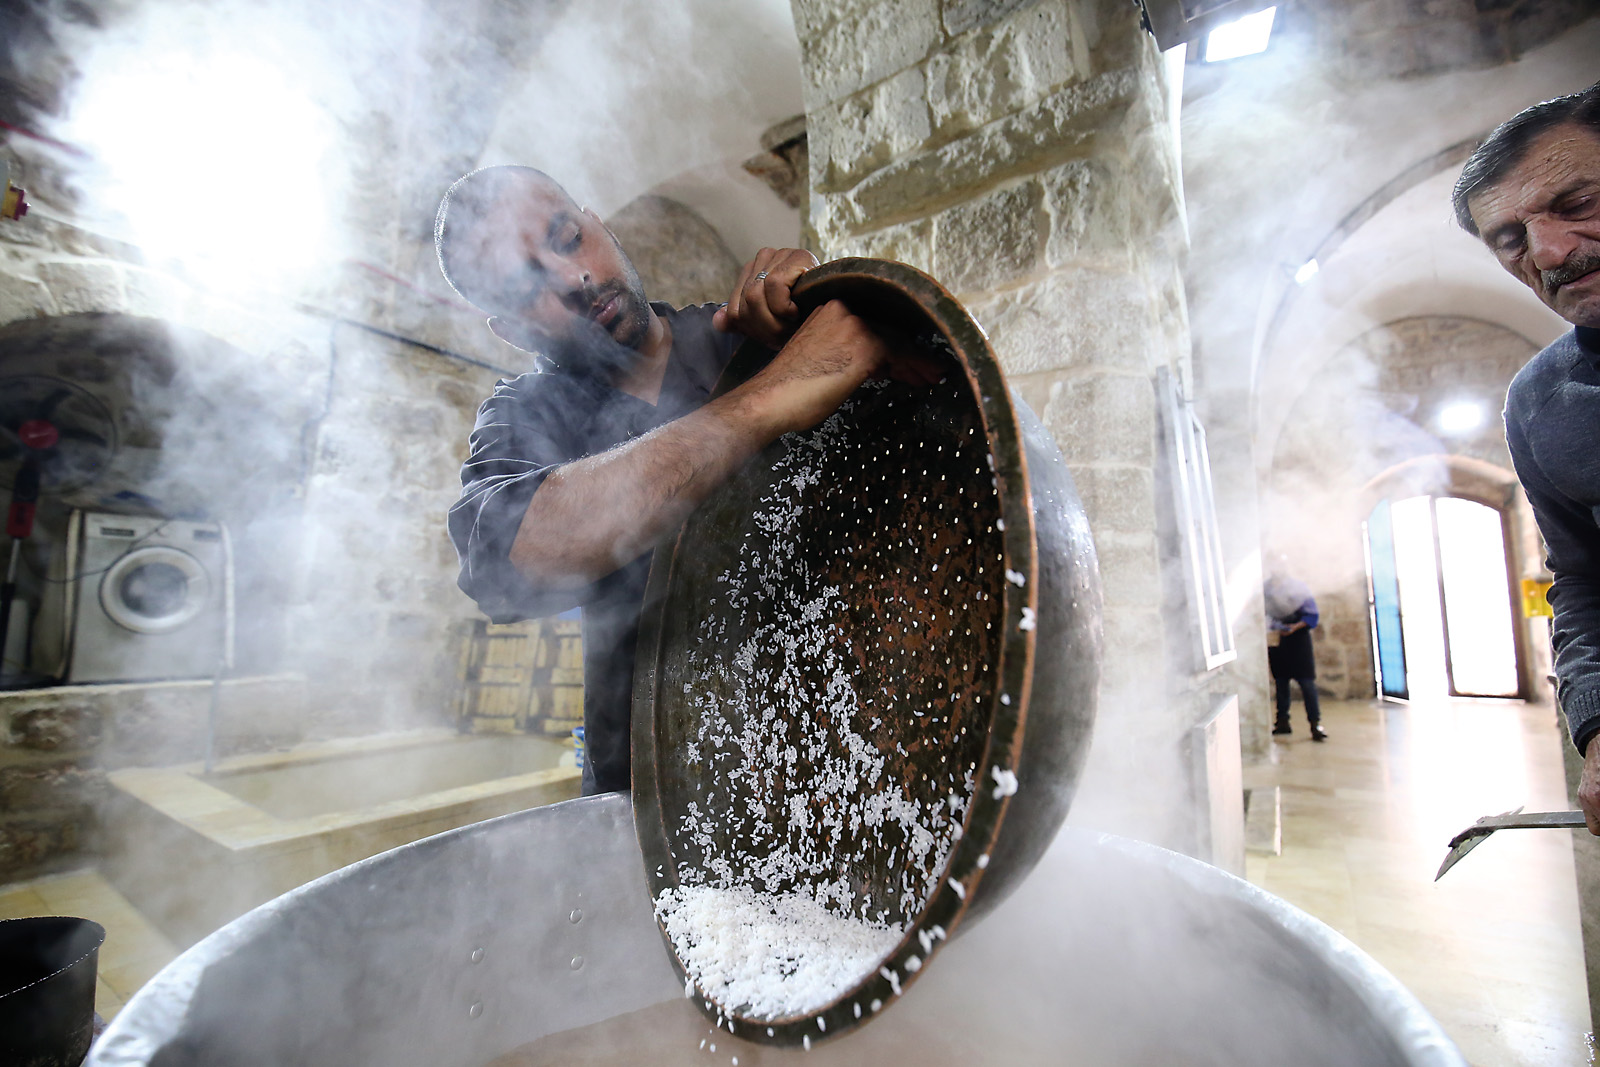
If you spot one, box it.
[1365,498,1408,701]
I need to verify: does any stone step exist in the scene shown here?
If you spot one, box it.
[1244,785,1282,856]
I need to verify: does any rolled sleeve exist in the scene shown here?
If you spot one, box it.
[448,376,599,622]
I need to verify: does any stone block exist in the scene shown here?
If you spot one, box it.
[1244,785,1281,855]
[0,761,106,812]
[1041,372,1155,468]
[1093,531,1161,609]
[1041,158,1132,268]
[1006,372,1052,417]
[35,260,126,315]
[121,266,192,321]
[1067,465,1156,536]
[1404,17,1491,75]
[976,269,1157,379]
[435,373,485,414]
[555,636,584,671]
[0,206,53,250]
[828,218,936,275]
[790,0,884,43]
[6,706,103,752]
[813,67,932,193]
[1106,107,1185,243]
[825,67,1140,235]
[1098,605,1167,701]
[799,0,941,107]
[932,180,1044,293]
[607,194,741,307]
[942,0,1039,37]
[0,816,85,875]
[0,271,55,325]
[41,218,144,262]
[926,2,1076,138]
[1329,619,1368,646]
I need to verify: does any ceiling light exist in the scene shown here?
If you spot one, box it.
[62,41,340,292]
[1204,7,1277,62]
[1436,402,1485,436]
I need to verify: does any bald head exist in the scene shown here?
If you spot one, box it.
[433,165,655,363]
[435,165,573,308]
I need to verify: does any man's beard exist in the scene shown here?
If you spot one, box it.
[1542,248,1600,300]
[541,286,651,384]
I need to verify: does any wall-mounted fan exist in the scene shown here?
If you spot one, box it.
[0,375,118,685]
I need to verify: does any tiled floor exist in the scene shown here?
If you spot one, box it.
[0,869,178,1021]
[1246,697,1593,1067]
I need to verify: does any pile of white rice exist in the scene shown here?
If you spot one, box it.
[659,396,994,1020]
[655,884,901,1019]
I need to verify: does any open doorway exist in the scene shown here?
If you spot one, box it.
[1364,495,1521,702]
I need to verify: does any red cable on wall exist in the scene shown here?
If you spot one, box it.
[0,118,89,158]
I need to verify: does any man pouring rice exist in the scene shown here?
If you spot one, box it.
[438,165,928,795]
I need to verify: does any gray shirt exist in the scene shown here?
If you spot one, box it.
[1504,324,1600,755]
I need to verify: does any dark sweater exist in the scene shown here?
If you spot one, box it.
[1504,324,1600,755]
[447,303,741,794]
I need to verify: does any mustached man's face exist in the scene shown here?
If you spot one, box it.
[1469,123,1600,329]
[455,178,654,374]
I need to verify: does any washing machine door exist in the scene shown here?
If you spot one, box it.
[99,547,212,635]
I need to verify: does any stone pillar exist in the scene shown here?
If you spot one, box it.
[794,0,1218,851]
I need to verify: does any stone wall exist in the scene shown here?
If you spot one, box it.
[606,194,743,309]
[795,0,1243,855]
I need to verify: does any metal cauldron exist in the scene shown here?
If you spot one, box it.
[632,259,1102,1042]
[88,794,1465,1066]
[1,915,105,1067]
[85,260,1464,1065]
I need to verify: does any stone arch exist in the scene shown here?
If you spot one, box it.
[604,195,741,308]
[1263,316,1539,700]
[1269,316,1535,490]
[1359,453,1519,516]
[1253,136,1481,397]
[1291,449,1541,703]
[1265,316,1535,584]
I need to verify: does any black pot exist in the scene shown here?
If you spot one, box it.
[0,916,106,1067]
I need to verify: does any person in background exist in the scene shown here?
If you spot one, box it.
[1454,81,1600,834]
[1265,571,1327,742]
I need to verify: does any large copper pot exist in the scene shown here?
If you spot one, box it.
[630,258,1103,1043]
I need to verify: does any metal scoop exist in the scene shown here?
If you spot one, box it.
[1434,805,1588,880]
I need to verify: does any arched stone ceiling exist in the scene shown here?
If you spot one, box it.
[1255,165,1569,463]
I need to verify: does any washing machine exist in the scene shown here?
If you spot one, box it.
[63,510,233,684]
